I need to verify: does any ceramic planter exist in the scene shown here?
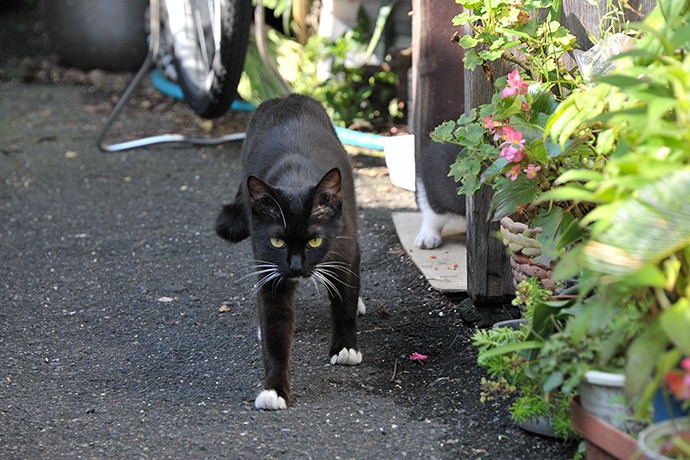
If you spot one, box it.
[638,418,690,460]
[579,370,647,435]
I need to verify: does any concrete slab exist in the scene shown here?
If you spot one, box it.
[392,211,467,293]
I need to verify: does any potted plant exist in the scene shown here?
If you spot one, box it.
[534,0,690,455]
[472,277,578,439]
[639,358,690,459]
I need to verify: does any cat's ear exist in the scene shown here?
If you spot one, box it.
[247,176,275,203]
[312,168,343,218]
[314,168,343,209]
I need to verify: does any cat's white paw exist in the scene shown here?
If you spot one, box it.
[357,297,366,316]
[330,347,362,365]
[255,389,287,410]
[414,230,443,249]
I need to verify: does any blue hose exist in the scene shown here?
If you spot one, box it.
[150,69,254,113]
[150,69,388,150]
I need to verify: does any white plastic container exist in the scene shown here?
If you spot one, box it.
[384,134,416,191]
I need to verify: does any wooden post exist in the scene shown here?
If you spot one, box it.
[462,36,515,305]
[411,0,464,179]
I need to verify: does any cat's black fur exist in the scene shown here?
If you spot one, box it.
[414,141,466,249]
[215,94,361,410]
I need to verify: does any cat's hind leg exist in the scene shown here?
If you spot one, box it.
[414,178,453,249]
[327,255,362,366]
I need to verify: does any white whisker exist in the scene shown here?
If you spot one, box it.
[312,268,343,301]
[265,194,287,229]
[317,261,359,279]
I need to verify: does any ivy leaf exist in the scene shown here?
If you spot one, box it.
[454,123,487,147]
[458,35,479,49]
[452,12,480,26]
[463,49,483,70]
[432,120,456,143]
[478,49,504,61]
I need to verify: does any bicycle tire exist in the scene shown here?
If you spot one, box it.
[163,0,252,119]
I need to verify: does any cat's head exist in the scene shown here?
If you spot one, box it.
[247,168,343,280]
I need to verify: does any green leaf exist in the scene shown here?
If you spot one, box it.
[494,95,524,120]
[458,35,479,49]
[477,340,544,360]
[585,168,690,277]
[554,169,604,185]
[480,157,509,185]
[452,12,479,26]
[454,123,487,147]
[660,298,690,355]
[537,185,600,203]
[543,371,564,393]
[532,207,575,265]
[490,176,539,220]
[463,49,482,70]
[659,0,688,26]
[625,318,668,401]
[551,245,584,281]
[432,121,456,143]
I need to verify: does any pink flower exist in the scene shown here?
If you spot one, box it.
[524,164,541,179]
[501,69,530,98]
[665,357,690,401]
[682,357,690,371]
[499,126,526,162]
[506,164,521,181]
[410,352,428,363]
[481,116,497,134]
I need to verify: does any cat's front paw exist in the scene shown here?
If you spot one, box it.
[255,389,287,410]
[330,347,362,365]
[414,230,443,250]
[357,297,366,316]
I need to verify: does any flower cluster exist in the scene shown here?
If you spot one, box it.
[431,68,583,224]
[480,71,543,182]
[666,357,690,402]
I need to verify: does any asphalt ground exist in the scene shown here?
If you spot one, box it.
[0,78,573,459]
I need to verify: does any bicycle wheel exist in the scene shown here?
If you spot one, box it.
[163,0,252,118]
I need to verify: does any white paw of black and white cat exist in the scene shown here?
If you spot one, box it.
[357,297,366,315]
[255,389,287,410]
[330,347,362,365]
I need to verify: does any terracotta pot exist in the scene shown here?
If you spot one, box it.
[570,397,649,460]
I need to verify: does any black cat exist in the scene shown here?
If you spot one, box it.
[414,141,466,249]
[215,94,364,410]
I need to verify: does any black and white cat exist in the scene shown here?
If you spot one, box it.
[414,141,466,249]
[215,94,364,410]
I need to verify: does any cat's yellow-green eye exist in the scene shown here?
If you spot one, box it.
[270,238,286,249]
[307,237,324,249]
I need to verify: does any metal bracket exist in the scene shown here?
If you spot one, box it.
[95,0,246,152]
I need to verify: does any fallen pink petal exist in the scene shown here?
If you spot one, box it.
[410,352,428,362]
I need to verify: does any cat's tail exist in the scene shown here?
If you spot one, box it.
[215,193,250,242]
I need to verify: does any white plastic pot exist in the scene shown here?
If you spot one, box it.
[579,370,646,435]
